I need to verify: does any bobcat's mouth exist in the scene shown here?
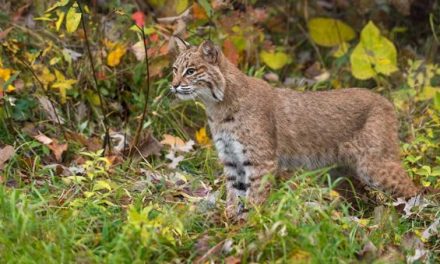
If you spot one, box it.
[170,86,196,100]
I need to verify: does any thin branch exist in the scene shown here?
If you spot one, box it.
[128,24,151,158]
[77,1,112,154]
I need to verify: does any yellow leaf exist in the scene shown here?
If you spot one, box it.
[350,21,398,80]
[332,42,350,58]
[260,50,291,70]
[308,18,356,47]
[417,86,440,101]
[34,65,55,88]
[55,10,66,31]
[65,6,82,33]
[52,69,77,103]
[107,44,127,67]
[195,127,211,146]
[175,0,189,14]
[0,68,15,92]
[93,180,113,192]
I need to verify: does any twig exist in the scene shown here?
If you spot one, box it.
[128,23,151,158]
[296,22,326,69]
[77,1,112,154]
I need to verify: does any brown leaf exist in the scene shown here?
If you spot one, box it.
[48,140,68,162]
[34,132,53,145]
[0,145,15,170]
[86,137,102,152]
[161,134,186,148]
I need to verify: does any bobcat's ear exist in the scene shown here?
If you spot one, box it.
[170,36,190,54]
[199,40,220,64]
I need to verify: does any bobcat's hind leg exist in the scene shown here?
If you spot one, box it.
[355,157,420,198]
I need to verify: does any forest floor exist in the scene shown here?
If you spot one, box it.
[0,1,439,263]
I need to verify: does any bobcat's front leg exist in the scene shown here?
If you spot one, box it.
[225,159,276,220]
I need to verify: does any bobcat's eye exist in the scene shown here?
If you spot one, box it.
[186,68,196,75]
[172,67,177,74]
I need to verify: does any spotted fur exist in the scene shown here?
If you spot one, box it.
[171,38,420,220]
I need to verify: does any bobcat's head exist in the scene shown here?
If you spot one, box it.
[170,37,226,103]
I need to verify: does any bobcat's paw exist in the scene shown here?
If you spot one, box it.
[226,202,248,223]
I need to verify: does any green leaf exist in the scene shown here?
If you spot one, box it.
[308,18,356,47]
[65,6,81,33]
[350,21,398,80]
[260,50,291,70]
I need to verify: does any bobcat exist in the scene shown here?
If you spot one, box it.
[170,37,419,219]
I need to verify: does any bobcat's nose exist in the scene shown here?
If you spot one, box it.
[170,82,180,93]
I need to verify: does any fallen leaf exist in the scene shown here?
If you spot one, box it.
[421,217,440,241]
[48,140,68,162]
[0,145,15,170]
[392,195,428,218]
[165,151,184,169]
[33,132,68,162]
[161,134,186,148]
[34,132,54,145]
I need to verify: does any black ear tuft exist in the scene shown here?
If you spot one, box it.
[199,40,220,64]
[170,36,190,54]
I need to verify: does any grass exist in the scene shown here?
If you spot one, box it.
[1,151,439,263]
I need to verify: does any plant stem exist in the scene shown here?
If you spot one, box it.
[77,1,111,155]
[128,24,151,158]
